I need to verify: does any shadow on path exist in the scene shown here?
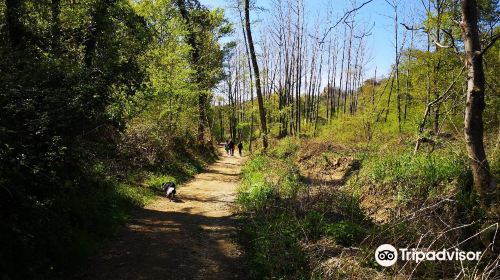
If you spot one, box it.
[77,150,247,280]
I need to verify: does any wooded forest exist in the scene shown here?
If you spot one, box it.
[0,0,498,279]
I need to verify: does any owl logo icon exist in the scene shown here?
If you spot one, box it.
[375,244,398,267]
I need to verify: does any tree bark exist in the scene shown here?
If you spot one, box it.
[460,0,497,208]
[5,0,24,47]
[238,8,255,152]
[51,0,62,52]
[393,2,401,132]
[244,0,268,150]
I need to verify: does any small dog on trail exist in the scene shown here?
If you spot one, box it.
[162,182,176,201]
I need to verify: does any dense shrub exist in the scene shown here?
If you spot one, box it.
[302,210,325,241]
[272,137,300,159]
[366,152,467,188]
[237,153,309,279]
[324,221,365,246]
[351,148,471,204]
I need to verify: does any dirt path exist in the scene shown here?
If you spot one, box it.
[79,148,247,280]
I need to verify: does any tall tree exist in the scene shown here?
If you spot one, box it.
[237,6,255,151]
[244,0,268,150]
[5,0,24,47]
[460,0,498,209]
[176,0,208,142]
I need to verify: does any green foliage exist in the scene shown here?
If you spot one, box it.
[324,221,365,247]
[237,175,276,212]
[0,0,227,278]
[272,137,300,159]
[237,132,493,279]
[239,214,308,279]
[302,210,325,241]
[237,154,308,279]
[238,154,302,212]
[242,154,270,173]
[237,151,369,279]
[357,149,469,202]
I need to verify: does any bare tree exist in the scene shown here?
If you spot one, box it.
[245,0,268,150]
[385,0,402,131]
[237,5,256,151]
[404,20,414,121]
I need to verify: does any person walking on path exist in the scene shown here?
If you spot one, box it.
[237,142,243,156]
[224,140,230,154]
[228,139,235,156]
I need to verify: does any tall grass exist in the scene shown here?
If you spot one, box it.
[236,133,496,279]
[236,139,369,279]
[366,152,467,186]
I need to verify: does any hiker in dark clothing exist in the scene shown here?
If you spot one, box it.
[228,139,235,156]
[224,140,230,154]
[237,142,243,156]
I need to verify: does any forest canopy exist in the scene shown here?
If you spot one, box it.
[0,0,231,278]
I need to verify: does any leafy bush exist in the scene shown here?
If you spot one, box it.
[238,154,304,212]
[241,155,270,174]
[237,154,310,279]
[237,179,277,212]
[324,221,366,246]
[302,210,325,241]
[237,152,369,279]
[272,137,300,159]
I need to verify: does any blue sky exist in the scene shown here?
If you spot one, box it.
[200,0,426,78]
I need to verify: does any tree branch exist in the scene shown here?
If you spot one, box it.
[480,32,500,57]
[414,66,465,154]
[319,0,374,43]
[440,28,461,55]
[400,23,462,55]
[400,23,424,31]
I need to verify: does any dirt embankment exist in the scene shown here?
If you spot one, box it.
[296,140,360,186]
[295,140,397,223]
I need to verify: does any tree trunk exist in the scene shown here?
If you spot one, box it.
[372,67,376,106]
[244,0,268,150]
[460,0,497,208]
[238,7,255,150]
[338,25,347,116]
[50,0,62,53]
[219,100,223,141]
[394,3,401,132]
[5,0,24,47]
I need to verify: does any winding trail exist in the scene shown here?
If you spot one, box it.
[80,148,247,280]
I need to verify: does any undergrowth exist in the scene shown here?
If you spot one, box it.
[1,137,216,279]
[236,138,370,279]
[236,135,498,279]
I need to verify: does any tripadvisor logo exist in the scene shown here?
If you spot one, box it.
[375,244,482,267]
[375,244,398,267]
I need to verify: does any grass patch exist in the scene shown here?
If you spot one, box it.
[236,144,369,279]
[237,134,496,279]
